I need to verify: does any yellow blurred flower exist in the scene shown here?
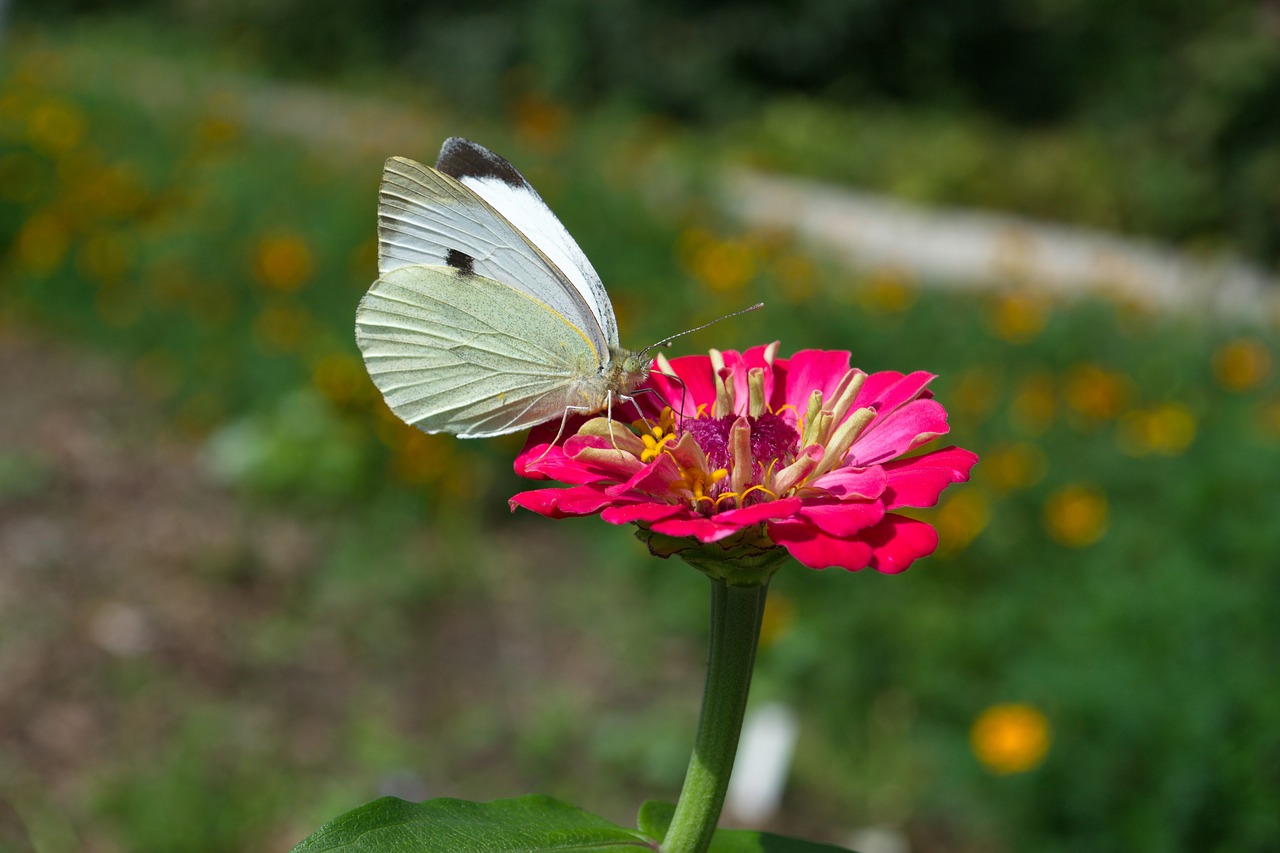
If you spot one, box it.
[1259,398,1280,438]
[679,228,756,293]
[349,236,379,281]
[935,488,990,555]
[1117,402,1197,456]
[758,593,796,649]
[513,93,569,153]
[971,703,1051,775]
[1010,372,1057,435]
[1064,363,1132,421]
[311,353,371,406]
[77,163,149,221]
[855,267,916,313]
[254,301,311,352]
[254,232,314,292]
[0,151,48,204]
[951,366,999,423]
[76,230,134,284]
[1044,484,1107,547]
[773,253,818,303]
[27,99,85,156]
[14,211,69,275]
[987,292,1050,344]
[983,442,1048,492]
[1213,339,1271,392]
[391,428,451,485]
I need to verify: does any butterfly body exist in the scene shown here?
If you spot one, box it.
[357,138,649,438]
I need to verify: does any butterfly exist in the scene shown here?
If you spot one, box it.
[355,137,655,438]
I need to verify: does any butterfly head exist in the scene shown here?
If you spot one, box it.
[604,345,653,396]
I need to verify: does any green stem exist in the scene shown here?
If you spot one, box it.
[661,578,769,853]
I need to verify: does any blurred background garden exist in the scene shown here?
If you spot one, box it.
[1,1,1279,851]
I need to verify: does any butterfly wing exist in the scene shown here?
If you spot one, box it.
[434,138,620,349]
[356,264,607,438]
[376,141,618,356]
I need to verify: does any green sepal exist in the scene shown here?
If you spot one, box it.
[292,794,656,852]
[633,523,790,587]
[637,801,860,853]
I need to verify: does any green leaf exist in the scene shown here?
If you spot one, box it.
[636,801,860,853]
[293,794,656,852]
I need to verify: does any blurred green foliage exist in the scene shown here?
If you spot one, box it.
[18,0,1280,263]
[2,17,1280,853]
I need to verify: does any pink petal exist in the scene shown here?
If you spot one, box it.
[855,370,934,414]
[509,485,617,518]
[881,446,979,509]
[651,515,743,543]
[810,465,888,500]
[768,519,875,571]
[600,502,686,525]
[781,349,853,414]
[645,354,717,419]
[605,453,683,498]
[713,496,804,527]
[864,514,939,574]
[851,399,949,465]
[509,487,569,516]
[798,499,885,538]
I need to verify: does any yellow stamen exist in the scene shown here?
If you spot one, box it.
[640,429,676,463]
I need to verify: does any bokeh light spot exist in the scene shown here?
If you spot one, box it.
[1043,484,1108,547]
[971,703,1051,775]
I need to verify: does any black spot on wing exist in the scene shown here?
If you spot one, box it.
[436,137,529,189]
[445,248,475,276]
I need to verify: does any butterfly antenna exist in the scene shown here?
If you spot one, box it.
[638,303,764,358]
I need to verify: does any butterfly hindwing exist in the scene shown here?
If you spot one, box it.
[356,264,607,438]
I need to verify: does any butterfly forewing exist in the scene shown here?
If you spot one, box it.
[357,265,607,438]
[377,151,613,355]
[435,138,620,348]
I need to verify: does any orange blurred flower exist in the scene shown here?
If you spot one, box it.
[988,293,1050,344]
[1213,339,1271,392]
[971,703,1051,774]
[983,442,1047,492]
[1044,484,1108,547]
[1117,403,1197,456]
[254,232,314,292]
[1064,363,1132,421]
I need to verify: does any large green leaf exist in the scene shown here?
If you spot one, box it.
[293,795,656,852]
[636,801,860,853]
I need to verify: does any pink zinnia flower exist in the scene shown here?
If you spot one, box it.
[511,343,977,575]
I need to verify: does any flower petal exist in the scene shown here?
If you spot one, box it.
[781,349,853,414]
[715,496,803,527]
[810,465,887,500]
[855,370,933,414]
[864,514,939,574]
[768,519,875,571]
[881,446,979,509]
[651,515,742,543]
[509,485,620,518]
[646,354,717,419]
[851,399,950,465]
[798,499,885,538]
[600,502,687,525]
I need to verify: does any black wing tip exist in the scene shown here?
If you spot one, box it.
[436,137,528,189]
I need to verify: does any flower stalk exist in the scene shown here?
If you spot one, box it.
[661,577,770,853]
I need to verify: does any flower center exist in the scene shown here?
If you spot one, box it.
[686,413,798,474]
[682,412,799,510]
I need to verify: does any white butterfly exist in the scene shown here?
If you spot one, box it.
[356,137,653,438]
